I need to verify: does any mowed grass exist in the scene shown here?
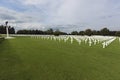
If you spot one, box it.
[0,37,120,80]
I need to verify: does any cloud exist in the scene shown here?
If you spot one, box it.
[22,0,49,5]
[0,6,44,30]
[0,0,120,32]
[0,13,16,20]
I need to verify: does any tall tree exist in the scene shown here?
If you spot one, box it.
[54,29,60,36]
[100,28,110,36]
[71,31,78,35]
[0,25,15,34]
[115,31,120,37]
[79,31,85,35]
[85,29,92,36]
[45,28,54,35]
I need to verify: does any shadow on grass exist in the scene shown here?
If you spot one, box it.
[0,38,4,44]
[0,40,32,80]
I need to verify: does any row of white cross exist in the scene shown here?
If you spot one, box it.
[30,35,118,48]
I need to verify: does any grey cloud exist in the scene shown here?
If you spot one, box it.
[14,20,25,23]
[0,6,43,28]
[1,0,120,31]
[0,13,16,20]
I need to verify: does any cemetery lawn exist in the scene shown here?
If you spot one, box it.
[0,37,120,80]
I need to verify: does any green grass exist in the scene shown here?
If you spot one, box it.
[0,37,120,80]
[0,34,7,37]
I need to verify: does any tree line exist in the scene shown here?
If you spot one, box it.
[17,28,120,36]
[71,28,120,36]
[17,29,67,36]
[0,25,120,36]
[0,25,15,34]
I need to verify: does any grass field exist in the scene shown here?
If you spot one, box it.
[0,37,120,80]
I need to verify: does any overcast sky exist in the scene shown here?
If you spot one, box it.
[0,0,120,32]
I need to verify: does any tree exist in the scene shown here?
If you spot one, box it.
[92,30,97,35]
[85,29,92,36]
[9,27,15,34]
[109,31,116,36]
[45,28,53,35]
[79,31,85,35]
[71,31,78,35]
[100,28,109,36]
[0,25,6,34]
[115,31,120,37]
[54,29,60,36]
[0,25,15,34]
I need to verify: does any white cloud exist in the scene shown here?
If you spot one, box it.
[0,0,120,32]
[0,7,44,30]
[23,0,48,5]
